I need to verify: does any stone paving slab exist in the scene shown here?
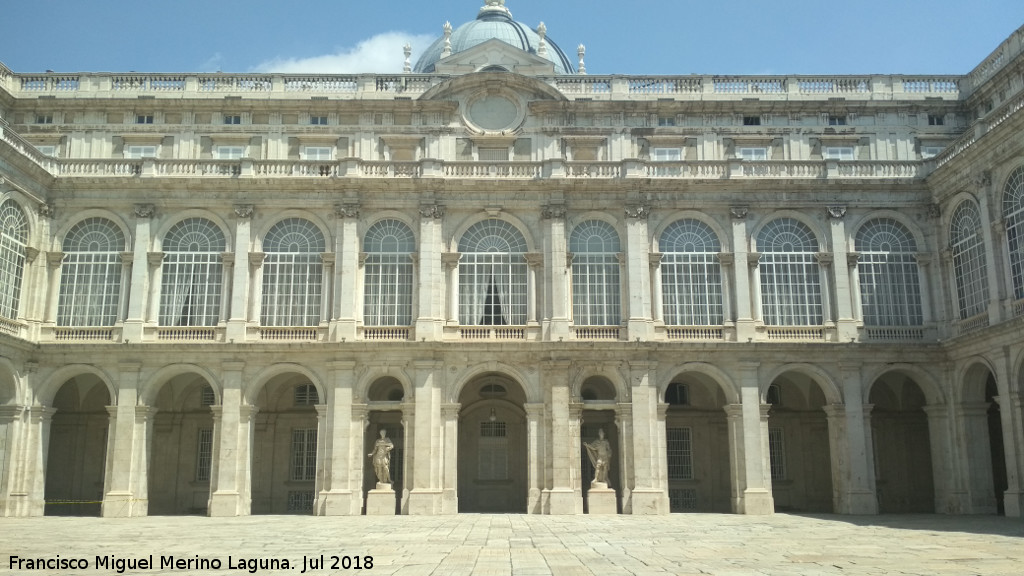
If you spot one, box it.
[1,514,1022,576]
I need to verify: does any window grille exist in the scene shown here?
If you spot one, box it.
[742,115,761,126]
[660,219,723,325]
[949,201,989,319]
[310,115,328,125]
[261,218,325,327]
[363,219,414,326]
[214,145,244,159]
[302,146,333,161]
[200,385,216,406]
[291,428,317,481]
[478,147,509,162]
[1004,167,1024,300]
[651,147,682,161]
[478,421,508,480]
[823,146,855,161]
[125,145,157,158]
[294,384,319,406]
[828,115,848,126]
[757,218,822,326]
[855,219,922,326]
[159,218,225,327]
[768,427,786,480]
[136,115,154,124]
[458,220,528,325]
[665,383,689,405]
[287,490,315,513]
[669,488,697,512]
[666,427,693,480]
[57,218,126,326]
[195,428,213,482]
[223,115,242,125]
[570,220,621,326]
[738,147,767,161]
[0,201,28,319]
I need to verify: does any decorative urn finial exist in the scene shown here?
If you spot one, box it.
[403,43,412,73]
[537,22,548,57]
[441,21,453,58]
[577,44,587,75]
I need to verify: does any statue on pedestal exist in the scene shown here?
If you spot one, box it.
[583,428,612,487]
[368,428,394,488]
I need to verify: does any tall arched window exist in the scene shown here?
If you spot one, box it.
[855,218,922,326]
[363,219,415,326]
[58,217,126,326]
[950,200,989,319]
[0,200,29,319]
[261,218,325,327]
[458,219,527,325]
[570,220,621,326]
[1004,166,1024,300]
[757,218,822,326]
[159,218,226,326]
[660,219,723,326]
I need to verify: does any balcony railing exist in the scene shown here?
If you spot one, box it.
[258,327,324,341]
[666,326,725,341]
[1015,298,1024,318]
[457,327,527,340]
[765,326,825,341]
[0,316,26,338]
[156,326,219,342]
[53,327,116,342]
[864,326,926,341]
[360,327,412,341]
[572,326,622,340]
[956,313,989,336]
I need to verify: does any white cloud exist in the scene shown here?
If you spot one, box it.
[254,32,436,74]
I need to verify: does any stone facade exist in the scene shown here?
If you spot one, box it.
[0,2,1023,519]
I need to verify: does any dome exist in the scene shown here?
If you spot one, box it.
[414,1,576,75]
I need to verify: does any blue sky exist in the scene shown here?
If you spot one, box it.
[2,1,1022,76]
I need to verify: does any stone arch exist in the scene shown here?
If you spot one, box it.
[566,211,624,244]
[140,363,222,406]
[658,362,740,405]
[847,209,928,254]
[151,210,233,252]
[355,366,414,403]
[37,365,116,407]
[0,358,21,406]
[251,210,333,251]
[245,363,325,406]
[763,363,843,405]
[50,209,133,252]
[571,366,626,403]
[748,210,829,252]
[448,212,537,253]
[959,357,999,403]
[0,191,42,247]
[862,363,944,406]
[448,362,536,404]
[955,358,1007,515]
[651,211,731,253]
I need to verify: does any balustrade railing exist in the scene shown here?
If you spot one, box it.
[567,162,621,178]
[864,326,926,341]
[1015,299,1024,318]
[956,313,989,336]
[443,162,541,178]
[156,327,218,342]
[54,327,115,342]
[458,327,526,340]
[573,326,621,340]
[666,326,725,340]
[0,316,25,337]
[765,326,825,341]
[361,327,412,341]
[258,327,322,341]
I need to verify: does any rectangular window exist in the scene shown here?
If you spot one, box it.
[657,116,676,127]
[195,428,213,482]
[828,115,847,126]
[136,115,154,124]
[478,147,509,162]
[927,114,944,126]
[738,147,767,161]
[768,427,786,480]
[223,114,242,125]
[310,115,328,125]
[35,145,58,157]
[302,146,333,161]
[652,147,682,162]
[215,145,245,160]
[666,427,693,480]
[291,428,317,481]
[823,146,855,161]
[742,115,761,126]
[125,145,158,159]
[478,421,508,480]
[921,146,943,159]
[35,115,53,124]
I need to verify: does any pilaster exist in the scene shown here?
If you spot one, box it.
[317,361,360,515]
[226,204,252,342]
[542,204,569,339]
[408,360,443,514]
[542,360,579,514]
[208,361,254,516]
[122,205,153,342]
[625,361,668,514]
[416,204,445,340]
[734,362,774,514]
[333,202,360,341]
[624,204,653,340]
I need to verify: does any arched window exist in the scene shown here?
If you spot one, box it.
[757,218,822,326]
[950,200,989,319]
[0,200,28,319]
[569,220,621,326]
[261,218,325,327]
[159,218,226,326]
[58,217,126,326]
[1004,166,1024,300]
[458,219,528,325]
[855,218,922,326]
[660,219,723,325]
[363,219,415,326]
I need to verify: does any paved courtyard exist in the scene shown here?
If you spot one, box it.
[3,514,1023,576]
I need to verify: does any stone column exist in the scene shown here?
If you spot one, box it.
[568,402,584,514]
[226,204,252,342]
[624,204,652,340]
[826,206,858,340]
[441,403,460,514]
[208,361,254,516]
[992,350,1024,518]
[922,404,958,513]
[848,253,863,323]
[122,204,154,342]
[724,404,746,513]
[816,252,834,327]
[625,361,668,514]
[417,204,445,340]
[10,406,53,517]
[409,361,443,514]
[101,363,144,517]
[976,181,1004,323]
[956,401,998,514]
[649,252,664,324]
[317,361,359,515]
[542,204,569,339]
[320,253,335,326]
[615,404,634,513]
[333,203,360,341]
[0,406,22,516]
[736,362,773,514]
[219,252,234,325]
[525,253,543,325]
[730,207,756,340]
[717,253,734,326]
[442,253,461,324]
[543,361,579,513]
[117,252,132,325]
[914,253,935,325]
[834,364,878,514]
[823,404,849,514]
[43,252,64,324]
[145,252,163,325]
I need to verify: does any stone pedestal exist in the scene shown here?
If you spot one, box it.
[587,484,617,514]
[365,484,396,515]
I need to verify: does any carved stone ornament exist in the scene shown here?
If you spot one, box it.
[927,204,941,219]
[335,204,360,219]
[730,206,749,219]
[37,203,55,218]
[419,204,446,219]
[847,252,861,267]
[541,204,567,220]
[816,252,834,266]
[624,204,650,219]
[234,204,254,218]
[826,206,847,219]
[134,204,155,218]
[971,170,991,188]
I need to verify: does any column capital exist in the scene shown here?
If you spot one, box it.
[38,203,55,219]
[822,403,846,419]
[541,204,566,220]
[523,402,545,418]
[649,252,663,267]
[46,251,65,267]
[625,203,651,220]
[248,252,266,268]
[815,252,834,266]
[334,203,360,219]
[846,252,861,267]
[147,251,165,267]
[747,252,762,268]
[133,204,156,219]
[233,204,254,219]
[723,403,743,418]
[524,252,544,269]
[826,206,847,219]
[730,206,749,219]
[442,252,461,270]
[441,402,462,419]
[717,252,734,266]
[220,252,235,266]
[119,251,134,265]
[419,204,446,219]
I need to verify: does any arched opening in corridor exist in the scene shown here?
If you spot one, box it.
[364,376,407,515]
[961,364,1007,515]
[766,372,834,512]
[663,372,731,513]
[147,373,215,515]
[45,375,111,516]
[868,372,935,512]
[458,373,527,513]
[0,367,18,514]
[250,374,321,515]
[578,376,621,514]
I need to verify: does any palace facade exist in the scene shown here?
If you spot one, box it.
[1,1,1023,518]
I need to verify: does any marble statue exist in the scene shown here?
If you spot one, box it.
[368,429,394,485]
[583,428,612,486]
